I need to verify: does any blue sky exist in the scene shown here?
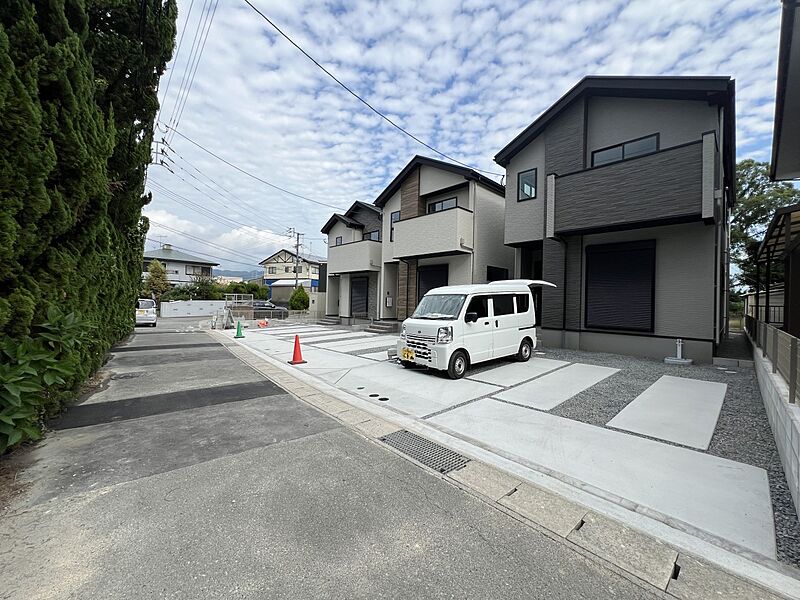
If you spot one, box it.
[147,0,783,271]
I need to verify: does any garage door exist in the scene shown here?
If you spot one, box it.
[417,265,448,302]
[350,277,368,316]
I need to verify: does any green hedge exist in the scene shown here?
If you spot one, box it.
[0,1,176,451]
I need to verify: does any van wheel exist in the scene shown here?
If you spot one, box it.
[447,350,468,380]
[400,360,414,368]
[516,338,532,362]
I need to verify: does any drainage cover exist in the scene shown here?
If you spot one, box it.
[379,430,470,474]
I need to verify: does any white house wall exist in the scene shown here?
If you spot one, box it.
[419,165,466,195]
[504,135,546,245]
[473,183,515,282]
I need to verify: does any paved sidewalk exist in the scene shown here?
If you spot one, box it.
[1,324,665,600]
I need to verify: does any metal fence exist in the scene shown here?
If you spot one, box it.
[745,314,798,404]
[747,305,785,327]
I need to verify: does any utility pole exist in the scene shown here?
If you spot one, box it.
[286,228,304,289]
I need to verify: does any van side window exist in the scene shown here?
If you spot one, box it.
[465,296,489,319]
[492,295,514,316]
[515,294,530,313]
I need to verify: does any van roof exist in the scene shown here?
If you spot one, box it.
[424,280,556,296]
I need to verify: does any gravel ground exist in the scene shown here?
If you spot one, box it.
[535,346,800,567]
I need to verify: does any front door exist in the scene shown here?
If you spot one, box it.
[417,264,448,302]
[462,295,492,364]
[350,277,368,317]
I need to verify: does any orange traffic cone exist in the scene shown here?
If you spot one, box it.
[288,334,307,365]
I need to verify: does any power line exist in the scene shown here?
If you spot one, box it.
[160,123,346,210]
[168,0,220,143]
[154,0,196,128]
[241,0,504,177]
[146,218,264,262]
[145,237,262,269]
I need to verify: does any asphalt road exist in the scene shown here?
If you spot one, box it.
[0,322,657,599]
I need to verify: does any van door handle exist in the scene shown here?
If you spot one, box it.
[483,321,490,326]
[495,320,499,327]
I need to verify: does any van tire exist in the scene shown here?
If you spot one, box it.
[400,360,414,368]
[447,350,468,380]
[516,338,532,362]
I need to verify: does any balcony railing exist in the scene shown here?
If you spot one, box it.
[392,206,474,259]
[745,314,798,404]
[551,140,707,234]
[327,239,381,274]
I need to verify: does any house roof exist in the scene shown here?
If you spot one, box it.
[269,278,313,287]
[771,1,800,180]
[143,246,218,266]
[373,155,505,208]
[345,201,381,217]
[493,75,736,168]
[757,202,800,261]
[320,212,365,234]
[259,248,326,266]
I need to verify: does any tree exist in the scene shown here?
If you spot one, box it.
[732,159,800,290]
[289,286,310,310]
[144,260,170,303]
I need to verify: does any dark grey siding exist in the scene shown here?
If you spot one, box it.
[352,206,382,238]
[564,236,582,330]
[541,238,565,328]
[555,142,703,233]
[544,99,585,175]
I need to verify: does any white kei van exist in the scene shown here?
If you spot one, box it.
[397,280,556,379]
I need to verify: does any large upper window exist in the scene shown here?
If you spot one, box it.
[517,168,537,201]
[267,267,276,274]
[591,134,659,167]
[363,230,380,241]
[585,240,656,332]
[390,211,400,241]
[185,265,211,276]
[427,197,457,214]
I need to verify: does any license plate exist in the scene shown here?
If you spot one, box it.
[400,347,415,361]
[136,310,145,315]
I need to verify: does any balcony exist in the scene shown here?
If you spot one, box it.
[551,137,714,235]
[392,206,474,259]
[327,239,381,274]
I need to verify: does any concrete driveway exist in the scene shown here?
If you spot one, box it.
[224,322,795,568]
[1,321,667,600]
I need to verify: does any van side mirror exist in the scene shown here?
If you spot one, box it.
[465,312,478,323]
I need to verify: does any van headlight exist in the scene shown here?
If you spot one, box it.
[437,326,453,344]
[400,323,406,339]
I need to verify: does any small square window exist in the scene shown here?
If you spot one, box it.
[517,169,537,201]
[335,236,342,246]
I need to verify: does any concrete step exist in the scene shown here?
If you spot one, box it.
[318,317,341,326]
[365,322,397,334]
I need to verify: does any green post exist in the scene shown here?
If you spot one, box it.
[234,320,245,339]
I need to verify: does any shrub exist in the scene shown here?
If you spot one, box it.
[289,286,310,310]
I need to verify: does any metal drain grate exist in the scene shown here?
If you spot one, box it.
[379,430,470,474]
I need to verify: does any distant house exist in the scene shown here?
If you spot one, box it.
[259,249,327,291]
[142,244,218,286]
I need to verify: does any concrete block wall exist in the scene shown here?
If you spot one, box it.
[752,346,800,518]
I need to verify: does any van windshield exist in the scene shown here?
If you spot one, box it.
[411,294,466,320]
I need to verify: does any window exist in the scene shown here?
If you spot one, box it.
[284,266,291,273]
[390,211,400,241]
[294,265,303,273]
[267,267,276,274]
[335,236,342,246]
[185,265,211,276]
[591,134,659,167]
[492,294,515,316]
[515,294,530,313]
[427,197,457,214]
[517,169,537,201]
[465,296,489,319]
[486,266,509,282]
[585,240,655,332]
[363,230,380,241]
[311,266,318,275]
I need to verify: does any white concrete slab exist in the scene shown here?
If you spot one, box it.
[303,332,377,343]
[331,361,500,417]
[494,363,619,410]
[430,399,775,558]
[274,330,350,342]
[360,351,392,361]
[607,375,726,450]
[269,327,331,337]
[314,336,397,352]
[467,358,569,386]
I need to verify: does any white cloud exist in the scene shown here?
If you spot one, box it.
[149,0,783,269]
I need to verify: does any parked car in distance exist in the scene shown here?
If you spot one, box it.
[397,280,556,379]
[135,298,157,327]
[253,300,288,312]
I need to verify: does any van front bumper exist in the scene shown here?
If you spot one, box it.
[397,338,450,370]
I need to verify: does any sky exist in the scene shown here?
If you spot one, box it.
[145,0,783,272]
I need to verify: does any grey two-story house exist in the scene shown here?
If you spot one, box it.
[495,76,735,362]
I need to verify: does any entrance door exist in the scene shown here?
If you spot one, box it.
[417,264,448,301]
[350,277,368,317]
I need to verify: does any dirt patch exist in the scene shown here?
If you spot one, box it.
[0,447,32,514]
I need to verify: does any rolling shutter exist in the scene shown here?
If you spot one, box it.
[350,277,368,316]
[585,240,655,332]
[417,265,448,302]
